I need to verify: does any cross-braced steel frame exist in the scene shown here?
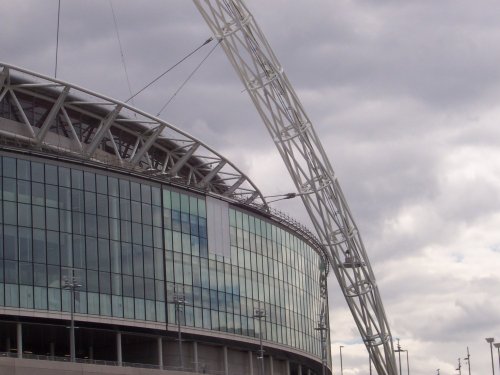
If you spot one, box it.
[192,1,398,374]
[0,62,265,206]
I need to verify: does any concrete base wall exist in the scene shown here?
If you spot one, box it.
[0,357,195,375]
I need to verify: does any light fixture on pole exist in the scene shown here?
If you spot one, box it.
[456,357,462,375]
[486,338,495,375]
[172,287,185,369]
[62,274,82,362]
[494,343,500,374]
[404,349,410,375]
[463,347,471,375]
[339,345,344,375]
[394,338,403,375]
[315,312,328,375]
[253,307,266,375]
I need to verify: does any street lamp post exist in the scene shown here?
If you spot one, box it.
[487,338,495,375]
[494,343,500,375]
[395,338,403,375]
[404,350,409,375]
[456,358,462,375]
[253,307,266,375]
[63,275,82,362]
[173,288,185,369]
[315,314,328,375]
[464,347,471,375]
[339,345,344,375]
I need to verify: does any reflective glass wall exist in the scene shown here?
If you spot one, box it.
[0,153,326,358]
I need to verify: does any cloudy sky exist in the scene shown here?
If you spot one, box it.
[2,1,500,374]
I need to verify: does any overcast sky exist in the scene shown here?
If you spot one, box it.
[2,1,500,374]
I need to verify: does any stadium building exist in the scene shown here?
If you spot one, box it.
[0,63,332,374]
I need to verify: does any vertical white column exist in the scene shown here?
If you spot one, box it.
[116,332,122,366]
[285,360,291,375]
[298,364,303,375]
[157,337,163,370]
[269,355,274,375]
[307,368,312,375]
[16,323,22,358]
[193,341,199,373]
[248,351,254,375]
[223,346,229,375]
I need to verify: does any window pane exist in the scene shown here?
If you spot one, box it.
[96,174,107,194]
[45,165,58,185]
[33,229,46,263]
[84,172,95,192]
[2,157,16,178]
[32,162,44,182]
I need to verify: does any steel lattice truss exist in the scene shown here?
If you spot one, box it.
[192,1,398,374]
[0,63,265,205]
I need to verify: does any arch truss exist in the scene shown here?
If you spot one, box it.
[192,1,398,374]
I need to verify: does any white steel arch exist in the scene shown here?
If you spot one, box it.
[192,1,398,374]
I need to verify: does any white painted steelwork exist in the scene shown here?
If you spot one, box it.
[0,62,265,206]
[192,1,398,374]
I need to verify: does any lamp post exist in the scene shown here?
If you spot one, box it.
[404,349,409,375]
[463,347,471,375]
[62,275,82,362]
[315,313,328,375]
[253,307,266,375]
[172,288,185,369]
[456,357,462,375]
[394,338,403,375]
[339,345,344,375]
[494,343,500,374]
[486,338,495,375]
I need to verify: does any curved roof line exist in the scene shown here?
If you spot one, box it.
[0,62,266,207]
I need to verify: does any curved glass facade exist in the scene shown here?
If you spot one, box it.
[0,152,326,358]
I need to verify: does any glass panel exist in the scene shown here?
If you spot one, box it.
[108,177,119,197]
[33,229,46,263]
[71,169,83,190]
[2,157,16,177]
[45,165,58,185]
[130,182,141,201]
[59,167,71,187]
[18,180,31,203]
[84,171,95,192]
[32,162,44,182]
[96,174,107,194]
[141,184,151,204]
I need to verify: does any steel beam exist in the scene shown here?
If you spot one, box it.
[36,86,70,144]
[86,104,122,157]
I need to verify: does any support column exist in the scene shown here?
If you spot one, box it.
[223,346,229,375]
[285,360,290,375]
[298,364,303,375]
[307,369,312,375]
[16,323,22,358]
[116,332,122,366]
[193,341,199,373]
[248,351,254,375]
[6,337,10,354]
[50,342,55,359]
[157,337,163,370]
[269,355,274,375]
[89,345,94,360]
